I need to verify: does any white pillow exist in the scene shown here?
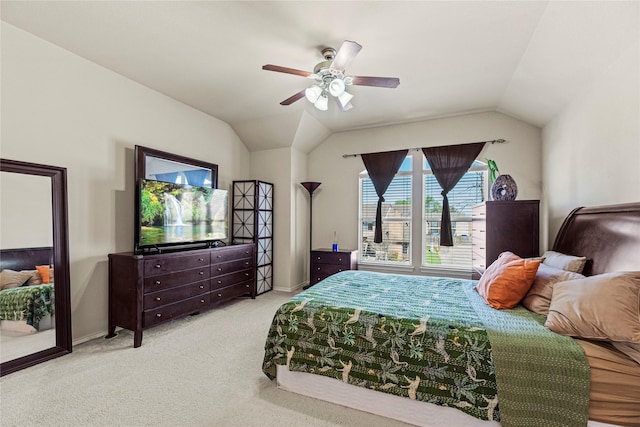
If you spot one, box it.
[541,250,587,274]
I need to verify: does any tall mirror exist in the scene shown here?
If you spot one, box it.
[0,159,72,376]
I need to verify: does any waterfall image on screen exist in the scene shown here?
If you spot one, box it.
[138,179,228,247]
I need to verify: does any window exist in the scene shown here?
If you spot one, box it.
[423,160,487,271]
[359,156,412,264]
[358,153,487,276]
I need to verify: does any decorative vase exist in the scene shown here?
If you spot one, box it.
[491,174,518,201]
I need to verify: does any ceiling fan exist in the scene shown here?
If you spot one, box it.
[262,40,400,111]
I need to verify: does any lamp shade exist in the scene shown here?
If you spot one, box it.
[337,90,354,106]
[329,78,346,96]
[305,85,323,103]
[301,182,321,195]
[314,94,329,111]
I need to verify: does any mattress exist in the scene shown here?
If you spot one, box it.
[276,365,621,427]
[576,339,640,427]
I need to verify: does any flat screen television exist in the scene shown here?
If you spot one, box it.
[135,179,228,253]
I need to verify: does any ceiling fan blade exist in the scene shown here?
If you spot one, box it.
[280,90,306,105]
[350,76,400,88]
[262,64,313,77]
[330,40,362,73]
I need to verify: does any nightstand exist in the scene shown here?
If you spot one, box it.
[307,248,358,288]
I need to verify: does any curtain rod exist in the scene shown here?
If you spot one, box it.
[341,138,507,158]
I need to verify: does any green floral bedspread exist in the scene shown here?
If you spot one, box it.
[0,284,54,329]
[262,271,589,426]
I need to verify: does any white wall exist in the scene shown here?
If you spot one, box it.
[308,112,542,253]
[542,44,640,245]
[249,146,307,291]
[1,23,251,343]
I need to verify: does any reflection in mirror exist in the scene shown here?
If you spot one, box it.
[145,156,213,187]
[135,145,218,189]
[0,173,55,363]
[0,159,71,377]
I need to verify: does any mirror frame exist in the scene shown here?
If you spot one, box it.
[135,145,218,188]
[0,159,72,376]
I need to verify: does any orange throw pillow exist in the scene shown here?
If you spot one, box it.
[36,265,51,284]
[475,251,541,309]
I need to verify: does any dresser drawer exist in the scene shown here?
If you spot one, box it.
[211,245,253,264]
[211,258,254,278]
[144,280,209,310]
[211,269,254,290]
[144,252,210,276]
[311,251,351,266]
[313,263,347,277]
[143,267,210,292]
[143,294,209,328]
[210,281,252,305]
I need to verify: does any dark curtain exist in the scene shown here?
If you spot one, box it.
[422,142,485,246]
[361,149,409,243]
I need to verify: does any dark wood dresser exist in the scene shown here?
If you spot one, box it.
[472,200,540,279]
[308,248,358,287]
[107,243,255,347]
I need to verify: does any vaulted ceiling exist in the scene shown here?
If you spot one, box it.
[2,1,637,153]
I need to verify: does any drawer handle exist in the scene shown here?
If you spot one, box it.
[317,257,321,260]
[155,264,161,269]
[217,293,222,297]
[316,267,321,271]
[198,258,204,262]
[156,313,162,318]
[199,285,204,289]
[199,271,204,275]
[245,273,249,276]
[245,284,250,288]
[200,299,205,303]
[217,280,222,284]
[217,255,222,258]
[245,251,249,254]
[155,297,161,301]
[245,262,249,266]
[155,280,161,285]
[338,258,342,262]
[217,267,222,271]
[338,269,342,272]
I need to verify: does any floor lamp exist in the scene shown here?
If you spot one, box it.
[301,182,321,289]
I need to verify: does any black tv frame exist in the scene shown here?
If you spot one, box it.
[134,145,220,254]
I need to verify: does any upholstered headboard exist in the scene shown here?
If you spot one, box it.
[0,247,53,271]
[552,202,640,276]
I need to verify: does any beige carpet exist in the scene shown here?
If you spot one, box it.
[0,291,413,427]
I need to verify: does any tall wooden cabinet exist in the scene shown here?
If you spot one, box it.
[107,244,255,347]
[472,200,540,279]
[231,180,273,295]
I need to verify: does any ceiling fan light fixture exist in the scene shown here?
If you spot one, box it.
[305,85,323,103]
[337,90,353,106]
[328,78,346,96]
[314,94,329,111]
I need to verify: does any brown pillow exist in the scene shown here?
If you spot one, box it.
[541,250,587,274]
[522,264,585,316]
[545,271,640,343]
[20,270,43,286]
[0,269,32,290]
[475,251,541,309]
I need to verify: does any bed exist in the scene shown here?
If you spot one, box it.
[262,202,640,427]
[0,247,55,333]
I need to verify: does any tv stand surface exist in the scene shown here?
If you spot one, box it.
[107,243,255,347]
